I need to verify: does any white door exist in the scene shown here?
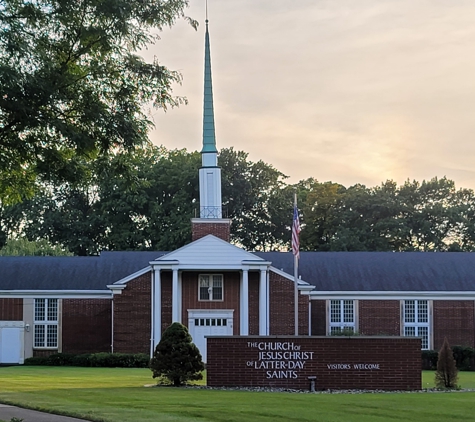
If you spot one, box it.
[188,311,233,362]
[0,327,23,364]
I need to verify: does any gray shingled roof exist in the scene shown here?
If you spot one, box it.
[256,251,475,292]
[0,251,165,290]
[2,250,475,292]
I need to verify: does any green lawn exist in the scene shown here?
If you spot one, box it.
[1,367,475,422]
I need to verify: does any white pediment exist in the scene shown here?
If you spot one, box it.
[151,235,267,269]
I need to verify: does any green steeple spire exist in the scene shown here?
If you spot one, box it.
[202,19,218,154]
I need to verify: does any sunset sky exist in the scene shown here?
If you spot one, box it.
[144,1,475,189]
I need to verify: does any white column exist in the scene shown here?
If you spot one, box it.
[259,269,268,335]
[172,268,180,323]
[240,269,249,335]
[153,268,162,351]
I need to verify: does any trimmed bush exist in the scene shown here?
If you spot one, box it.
[150,322,204,386]
[24,352,149,368]
[24,356,49,366]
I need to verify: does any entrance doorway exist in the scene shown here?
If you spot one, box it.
[188,310,233,362]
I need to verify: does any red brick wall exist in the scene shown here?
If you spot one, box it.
[62,299,111,354]
[33,350,58,357]
[310,300,326,335]
[249,272,260,335]
[433,300,475,349]
[113,273,151,354]
[181,271,240,334]
[359,300,400,336]
[191,220,231,242]
[269,272,309,335]
[207,336,421,390]
[0,298,23,320]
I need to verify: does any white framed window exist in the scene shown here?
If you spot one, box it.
[403,300,430,350]
[34,298,58,348]
[199,274,223,301]
[329,299,355,334]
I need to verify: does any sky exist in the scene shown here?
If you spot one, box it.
[144,0,475,189]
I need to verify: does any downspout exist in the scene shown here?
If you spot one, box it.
[308,300,312,336]
[111,298,114,353]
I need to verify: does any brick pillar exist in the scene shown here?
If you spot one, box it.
[191,218,232,242]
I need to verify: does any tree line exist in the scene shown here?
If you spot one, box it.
[2,1,474,255]
[1,144,475,255]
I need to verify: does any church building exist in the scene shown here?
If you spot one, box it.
[1,20,475,365]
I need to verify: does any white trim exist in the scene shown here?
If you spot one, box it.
[0,290,112,299]
[311,291,475,300]
[107,285,127,295]
[172,269,180,322]
[259,269,268,335]
[111,267,151,285]
[188,309,234,319]
[270,267,314,291]
[241,270,249,335]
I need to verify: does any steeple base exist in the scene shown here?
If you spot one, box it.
[191,218,231,242]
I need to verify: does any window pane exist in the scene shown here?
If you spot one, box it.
[343,300,354,323]
[417,300,428,323]
[199,276,210,287]
[418,326,429,350]
[405,326,416,337]
[34,324,45,348]
[212,285,223,300]
[404,300,415,323]
[47,299,58,321]
[199,286,209,300]
[35,299,45,322]
[47,325,58,348]
[330,300,341,323]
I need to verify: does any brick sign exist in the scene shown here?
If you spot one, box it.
[207,336,421,390]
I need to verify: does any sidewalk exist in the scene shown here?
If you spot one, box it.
[0,404,92,422]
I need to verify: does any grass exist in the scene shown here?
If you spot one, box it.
[1,367,475,422]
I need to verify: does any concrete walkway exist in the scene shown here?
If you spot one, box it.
[0,404,92,422]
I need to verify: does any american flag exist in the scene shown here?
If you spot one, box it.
[292,205,301,258]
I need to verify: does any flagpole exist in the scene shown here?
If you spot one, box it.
[293,193,299,336]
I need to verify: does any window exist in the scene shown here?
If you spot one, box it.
[403,300,430,350]
[329,300,355,334]
[34,299,58,348]
[199,274,223,301]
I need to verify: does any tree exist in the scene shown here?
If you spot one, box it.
[150,322,204,386]
[435,337,458,389]
[0,238,72,256]
[0,0,196,203]
[220,148,289,251]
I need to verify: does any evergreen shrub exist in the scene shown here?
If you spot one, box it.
[150,322,205,386]
[435,337,458,389]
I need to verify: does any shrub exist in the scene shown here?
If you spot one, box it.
[150,322,205,386]
[24,356,49,366]
[24,352,149,368]
[435,337,458,389]
[47,353,75,366]
[421,350,438,370]
[452,346,475,371]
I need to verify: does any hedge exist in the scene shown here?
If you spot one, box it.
[422,346,475,371]
[24,352,150,368]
